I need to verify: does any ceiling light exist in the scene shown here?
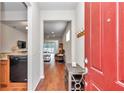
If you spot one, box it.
[51,32,54,34]
[26,26,28,30]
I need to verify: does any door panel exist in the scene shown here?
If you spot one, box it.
[90,82,101,91]
[101,2,117,82]
[85,2,124,90]
[118,2,124,84]
[85,2,106,91]
[90,3,102,71]
[89,2,105,90]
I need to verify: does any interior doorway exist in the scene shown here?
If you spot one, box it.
[0,2,28,91]
[43,20,72,65]
[36,20,72,90]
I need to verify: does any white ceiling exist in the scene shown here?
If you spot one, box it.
[1,2,26,11]
[44,21,68,39]
[39,2,78,10]
[2,21,27,32]
[1,2,27,32]
[1,2,76,35]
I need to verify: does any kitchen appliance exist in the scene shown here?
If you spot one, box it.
[17,40,26,49]
[9,55,27,82]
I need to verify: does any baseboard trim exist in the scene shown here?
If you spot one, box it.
[33,75,45,91]
[41,75,45,79]
[33,78,41,91]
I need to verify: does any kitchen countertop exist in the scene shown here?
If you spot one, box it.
[0,51,27,61]
[8,52,27,56]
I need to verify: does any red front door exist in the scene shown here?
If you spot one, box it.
[85,2,124,90]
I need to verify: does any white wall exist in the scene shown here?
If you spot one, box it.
[28,3,41,90]
[0,23,27,52]
[40,9,76,79]
[62,22,71,63]
[0,3,2,51]
[75,2,85,68]
[1,11,27,21]
[0,3,27,52]
[0,22,2,51]
[44,37,62,43]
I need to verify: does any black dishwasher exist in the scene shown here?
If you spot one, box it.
[9,55,27,82]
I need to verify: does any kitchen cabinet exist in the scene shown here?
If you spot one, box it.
[0,52,27,91]
[0,60,9,87]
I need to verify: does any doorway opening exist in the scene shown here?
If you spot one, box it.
[43,20,72,65]
[0,2,28,91]
[36,20,72,90]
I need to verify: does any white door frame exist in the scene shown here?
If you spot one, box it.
[25,2,32,90]
[40,18,76,80]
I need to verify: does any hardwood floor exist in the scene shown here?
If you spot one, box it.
[36,57,66,91]
[0,83,27,91]
[0,54,65,91]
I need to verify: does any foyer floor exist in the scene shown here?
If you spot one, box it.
[36,54,66,91]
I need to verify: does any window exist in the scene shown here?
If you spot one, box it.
[43,42,57,54]
[66,30,71,42]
